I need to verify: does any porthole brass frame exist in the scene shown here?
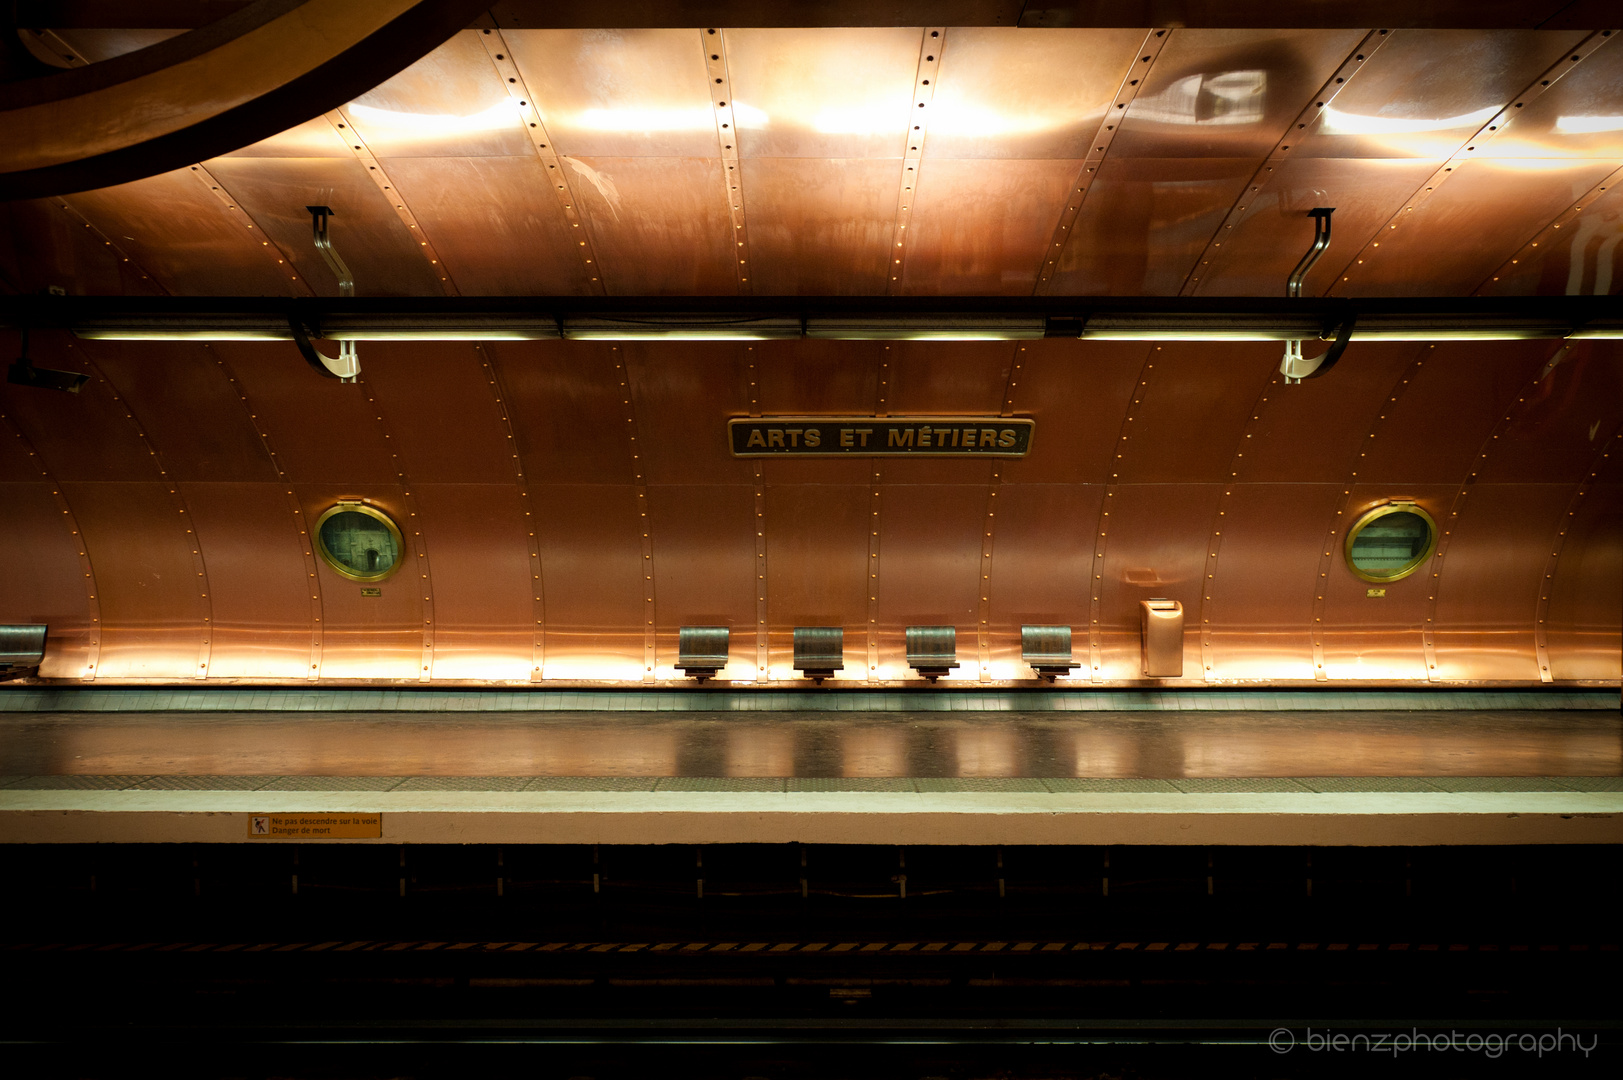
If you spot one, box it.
[313,502,405,583]
[1343,501,1438,584]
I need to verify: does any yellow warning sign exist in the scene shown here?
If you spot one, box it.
[248,814,381,839]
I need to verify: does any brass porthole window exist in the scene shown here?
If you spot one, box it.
[1343,501,1438,584]
[314,502,404,582]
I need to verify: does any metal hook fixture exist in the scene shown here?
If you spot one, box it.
[292,205,359,381]
[7,326,88,393]
[1280,207,1354,384]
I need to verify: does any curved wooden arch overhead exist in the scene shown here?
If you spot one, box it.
[0,0,493,200]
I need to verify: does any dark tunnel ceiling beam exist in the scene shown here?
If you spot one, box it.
[4,295,1620,342]
[15,1,1620,30]
[0,0,497,201]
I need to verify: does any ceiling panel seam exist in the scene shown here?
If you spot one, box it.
[1087,346,1156,682]
[186,163,316,297]
[479,28,606,294]
[887,26,942,295]
[1324,28,1618,295]
[477,342,548,682]
[1473,163,1623,296]
[51,199,167,295]
[1034,27,1168,296]
[1180,29,1392,298]
[1535,416,1622,681]
[705,29,752,294]
[324,108,460,296]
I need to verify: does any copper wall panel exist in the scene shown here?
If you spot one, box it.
[78,341,277,483]
[883,341,1011,415]
[1545,482,1623,680]
[738,157,897,295]
[530,483,648,680]
[0,482,92,677]
[1110,29,1366,159]
[872,482,988,679]
[410,483,534,682]
[1477,181,1623,297]
[1000,340,1147,486]
[566,156,738,295]
[755,339,879,488]
[762,483,870,680]
[923,28,1143,161]
[178,482,313,680]
[645,483,757,679]
[1432,483,1573,681]
[343,31,535,160]
[224,116,356,160]
[1343,159,1614,295]
[61,481,204,679]
[1477,344,1623,485]
[900,157,1079,295]
[211,343,396,485]
[1193,158,1438,296]
[1044,157,1253,294]
[354,343,513,484]
[200,156,446,297]
[504,29,720,159]
[1,339,158,482]
[1203,484,1343,681]
[375,156,593,295]
[620,341,753,486]
[984,481,1101,659]
[1317,483,1456,680]
[1289,30,1587,160]
[724,27,923,161]
[1237,343,1420,484]
[1486,43,1623,161]
[293,482,422,681]
[1094,483,1217,681]
[1112,342,1275,484]
[1355,341,1544,485]
[489,340,638,487]
[0,199,158,297]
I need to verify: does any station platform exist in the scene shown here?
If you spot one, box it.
[2,687,1619,847]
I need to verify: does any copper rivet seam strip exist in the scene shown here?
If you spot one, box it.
[977,345,1023,681]
[360,382,435,681]
[1309,346,1430,681]
[1533,380,1619,682]
[1474,162,1623,294]
[325,109,458,296]
[1198,371,1282,681]
[1420,348,1539,681]
[612,346,656,680]
[748,348,767,679]
[76,345,215,680]
[54,200,164,291]
[1181,30,1390,296]
[0,399,100,680]
[478,343,547,681]
[1036,28,1169,294]
[1089,347,1158,681]
[1329,29,1617,291]
[185,163,315,296]
[886,27,945,294]
[704,29,752,294]
[868,348,890,681]
[479,29,606,293]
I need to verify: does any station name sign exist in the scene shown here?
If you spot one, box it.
[730,417,1034,458]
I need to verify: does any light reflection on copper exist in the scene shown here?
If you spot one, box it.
[840,726,909,778]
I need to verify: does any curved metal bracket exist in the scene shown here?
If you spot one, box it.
[1281,316,1355,384]
[294,205,359,381]
[1287,207,1334,298]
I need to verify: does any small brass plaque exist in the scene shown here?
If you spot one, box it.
[730,417,1033,457]
[1366,588,1386,598]
[360,587,381,597]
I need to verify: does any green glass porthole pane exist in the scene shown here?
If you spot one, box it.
[315,505,402,582]
[1344,504,1437,583]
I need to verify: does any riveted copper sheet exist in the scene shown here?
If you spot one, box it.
[410,483,534,682]
[490,339,639,487]
[1545,485,1623,680]
[1001,339,1146,486]
[1111,342,1276,485]
[1431,482,1571,682]
[870,481,988,680]
[1478,345,1623,485]
[736,156,897,295]
[0,199,158,297]
[0,482,91,677]
[1202,484,1343,682]
[3,344,157,483]
[645,483,757,680]
[1093,483,1218,682]
[1109,28,1367,160]
[530,482,649,680]
[982,482,1101,658]
[1486,41,1623,162]
[762,483,870,681]
[621,340,755,486]
[1477,181,1623,296]
[179,481,314,680]
[357,342,514,484]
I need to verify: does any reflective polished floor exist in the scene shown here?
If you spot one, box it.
[2,708,1618,779]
